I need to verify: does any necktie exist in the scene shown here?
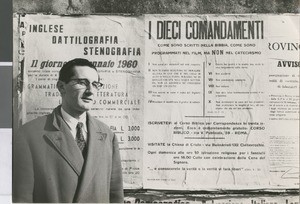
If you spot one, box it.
[76,122,86,155]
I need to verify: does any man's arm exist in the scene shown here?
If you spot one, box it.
[13,128,34,203]
[109,134,124,203]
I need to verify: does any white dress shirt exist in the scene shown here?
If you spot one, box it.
[61,107,88,141]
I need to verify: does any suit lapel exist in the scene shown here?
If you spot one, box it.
[73,114,107,202]
[44,107,84,176]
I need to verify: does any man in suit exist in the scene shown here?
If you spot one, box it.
[13,58,124,203]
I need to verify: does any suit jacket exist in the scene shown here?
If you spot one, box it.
[13,106,124,203]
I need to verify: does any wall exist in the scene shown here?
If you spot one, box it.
[12,0,299,203]
[13,0,300,14]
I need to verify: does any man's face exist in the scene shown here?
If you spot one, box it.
[59,66,99,117]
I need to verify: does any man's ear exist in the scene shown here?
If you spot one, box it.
[57,80,66,95]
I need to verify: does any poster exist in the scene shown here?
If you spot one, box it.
[14,14,299,191]
[143,14,299,190]
[15,14,144,189]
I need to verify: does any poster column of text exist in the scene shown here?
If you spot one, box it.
[266,16,299,188]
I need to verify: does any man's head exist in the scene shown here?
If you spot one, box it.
[57,58,101,118]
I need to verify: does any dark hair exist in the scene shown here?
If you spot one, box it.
[59,58,97,82]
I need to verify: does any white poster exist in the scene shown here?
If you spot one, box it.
[143,14,299,190]
[16,15,144,189]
